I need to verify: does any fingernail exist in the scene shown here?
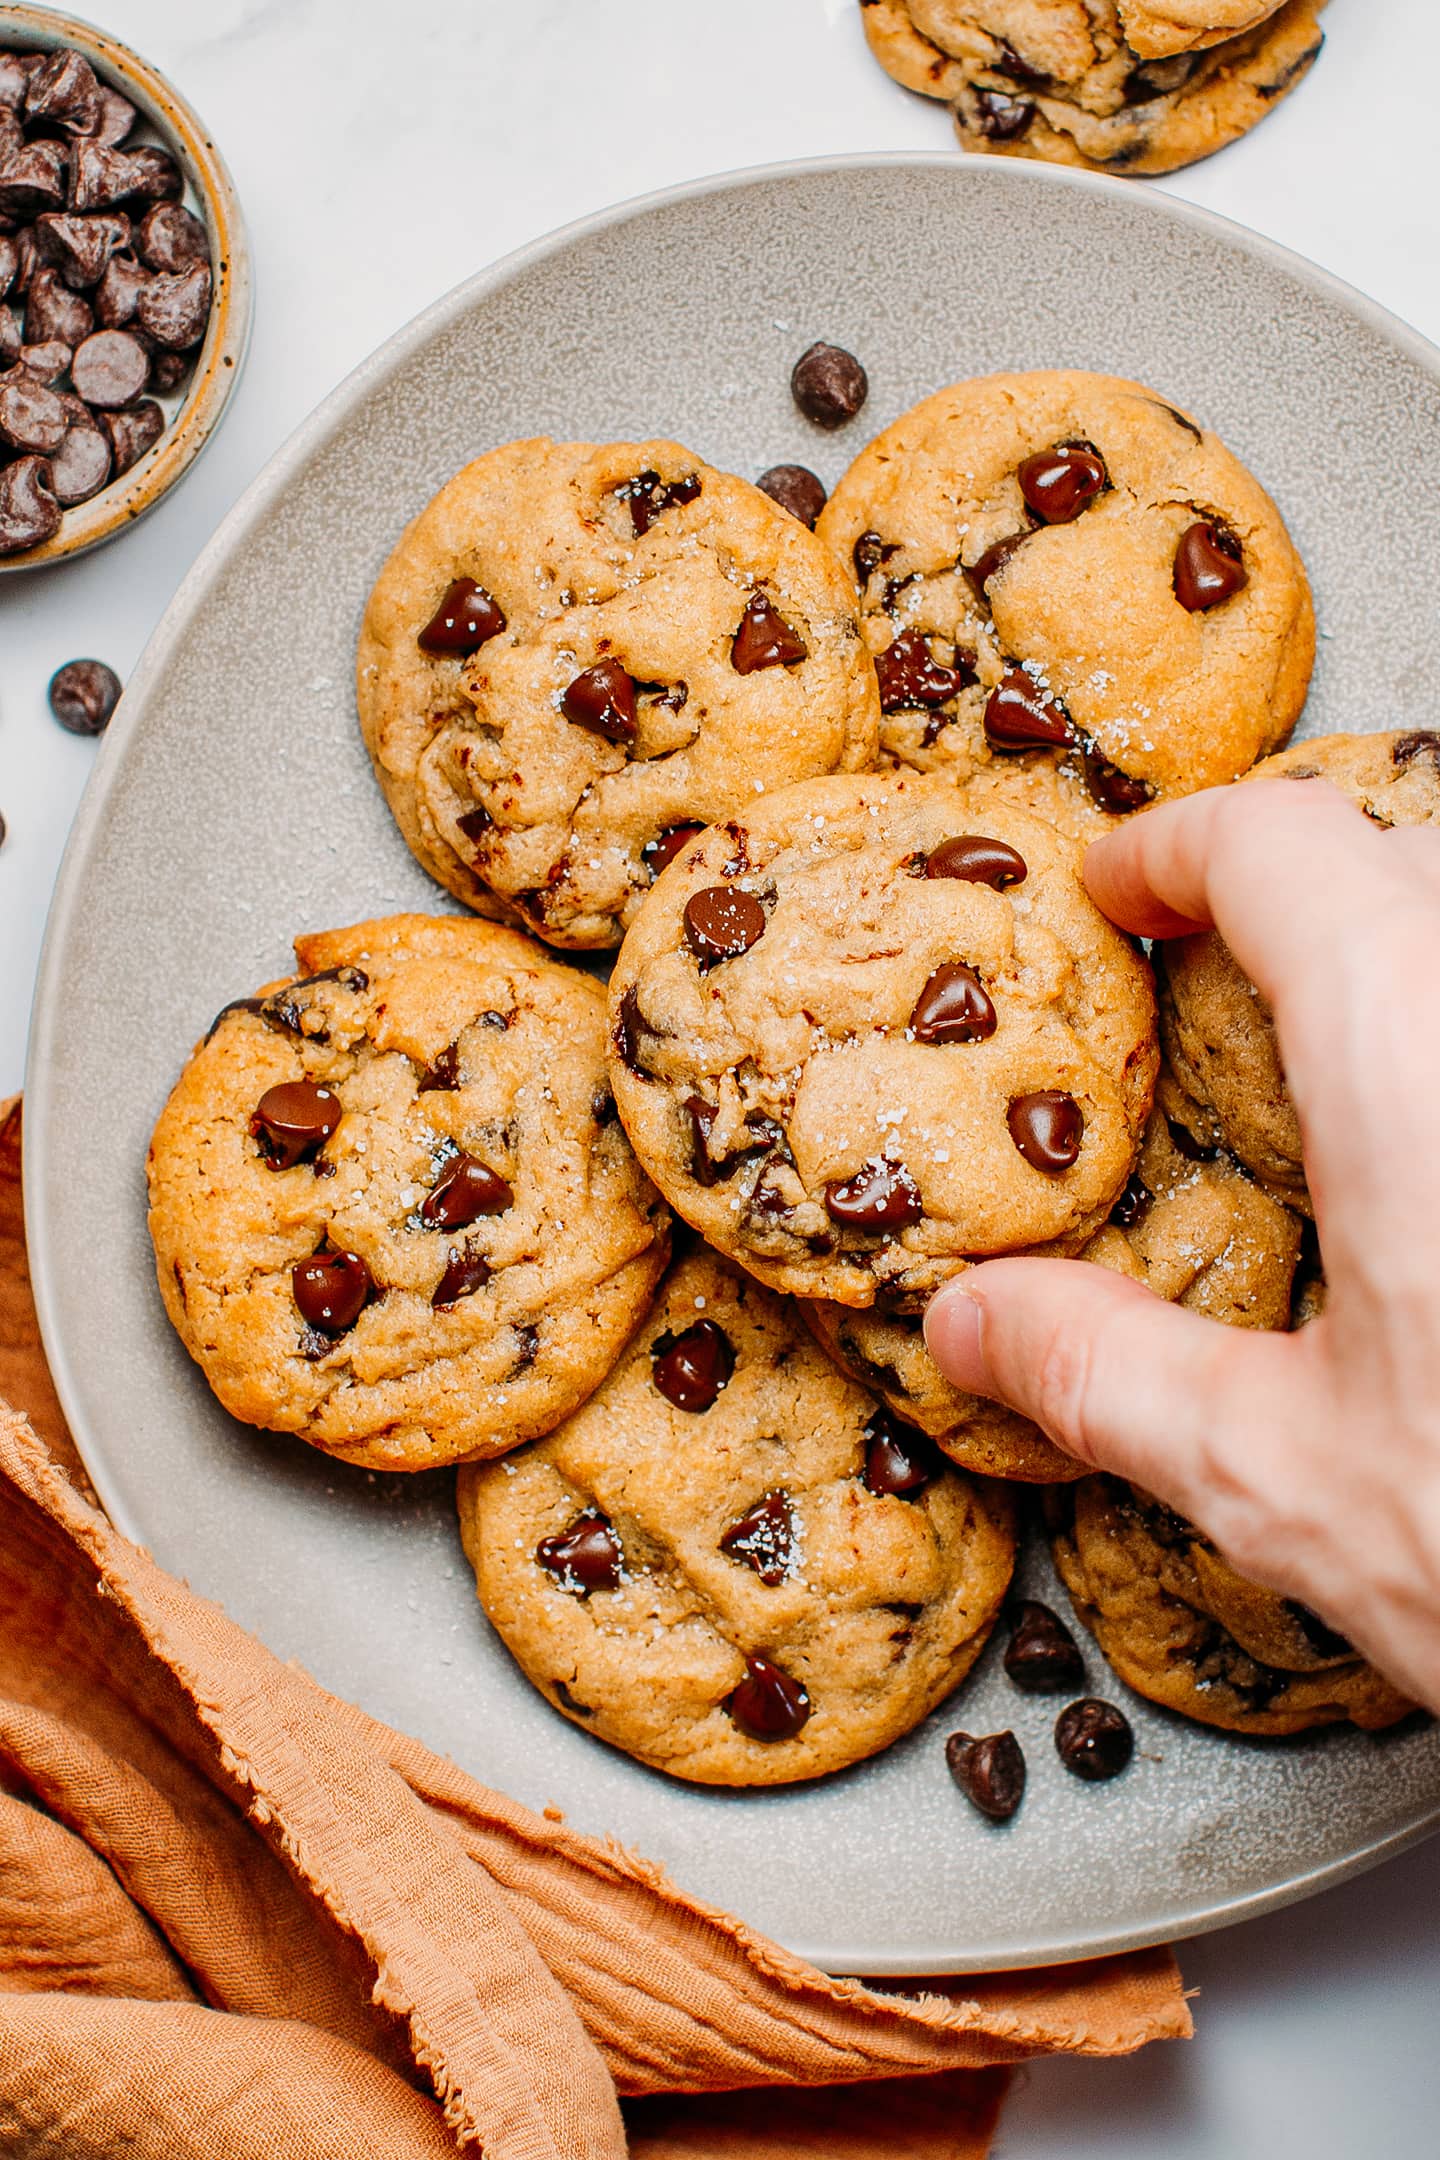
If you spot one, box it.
[924,1283,987,1390]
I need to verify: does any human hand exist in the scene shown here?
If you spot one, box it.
[925,777,1440,1711]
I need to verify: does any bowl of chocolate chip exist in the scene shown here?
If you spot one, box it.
[0,6,250,568]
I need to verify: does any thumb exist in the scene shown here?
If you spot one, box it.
[924,1258,1294,1517]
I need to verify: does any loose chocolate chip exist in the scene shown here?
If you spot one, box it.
[1055,1697,1133,1781]
[755,462,827,528]
[146,346,190,394]
[642,822,703,880]
[925,833,1028,888]
[93,247,148,326]
[825,1158,923,1231]
[1174,521,1247,611]
[720,1491,794,1585]
[863,1409,942,1498]
[731,590,807,673]
[0,371,66,452]
[70,140,180,212]
[968,87,1036,140]
[684,883,766,965]
[1004,1600,1085,1693]
[536,1511,624,1596]
[616,467,701,536]
[1110,1173,1152,1229]
[685,1094,719,1185]
[135,259,210,350]
[1393,731,1440,771]
[946,1730,1026,1822]
[432,1244,490,1309]
[417,576,505,656]
[909,961,997,1045]
[1018,440,1109,524]
[853,530,898,584]
[0,313,19,368]
[967,530,1030,597]
[420,1154,513,1227]
[561,656,637,744]
[85,85,139,148]
[1007,1090,1083,1172]
[48,415,111,504]
[984,669,1075,751]
[18,338,71,384]
[875,628,974,713]
[790,340,868,429]
[99,397,162,473]
[250,1078,342,1169]
[652,1317,735,1412]
[48,657,120,734]
[0,453,60,554]
[1082,741,1153,814]
[24,51,101,134]
[0,234,16,300]
[24,266,91,347]
[291,1247,371,1335]
[137,200,208,274]
[69,325,147,406]
[0,141,68,219]
[727,1653,811,1742]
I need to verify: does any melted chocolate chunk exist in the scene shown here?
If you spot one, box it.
[984,669,1075,750]
[535,1511,624,1596]
[417,576,505,655]
[875,627,975,713]
[825,1158,923,1231]
[731,591,808,673]
[417,1042,462,1093]
[1004,1601,1085,1693]
[1055,1697,1134,1781]
[652,1317,735,1412]
[756,462,827,528]
[946,1730,1026,1822]
[726,1654,811,1742]
[1173,521,1247,611]
[790,341,868,428]
[250,1079,342,1170]
[1110,1174,1152,1229]
[292,1247,372,1334]
[613,985,651,1076]
[969,87,1036,140]
[853,530,898,584]
[1393,731,1440,772]
[258,966,369,1045]
[909,961,996,1045]
[719,1490,794,1585]
[1082,741,1153,814]
[684,1094,719,1186]
[431,1244,491,1309]
[684,884,767,964]
[1166,1115,1218,1162]
[1017,440,1108,524]
[561,656,638,744]
[456,805,492,848]
[616,468,701,536]
[925,834,1028,888]
[863,1409,942,1498]
[420,1154,513,1227]
[642,822,703,879]
[1007,1091,1083,1172]
[967,530,1031,597]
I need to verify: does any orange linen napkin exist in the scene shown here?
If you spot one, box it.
[0,1097,1188,2157]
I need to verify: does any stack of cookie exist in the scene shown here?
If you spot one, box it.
[861,0,1328,174]
[147,376,1412,1793]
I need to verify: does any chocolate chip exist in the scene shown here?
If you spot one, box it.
[652,1317,734,1412]
[69,325,147,407]
[946,1730,1026,1822]
[454,805,492,853]
[1082,741,1153,814]
[99,397,162,473]
[853,530,898,584]
[790,340,868,429]
[756,462,827,528]
[1055,1697,1133,1781]
[0,453,60,554]
[420,1154,513,1228]
[0,372,66,452]
[727,1654,811,1742]
[1007,1090,1083,1172]
[1109,1174,1151,1229]
[431,1244,491,1309]
[292,1247,372,1335]
[1004,1601,1085,1693]
[967,87,1036,140]
[925,834,1028,888]
[48,414,111,504]
[642,822,703,880]
[730,591,807,674]
[536,1511,624,1596]
[984,669,1075,751]
[561,656,637,744]
[24,50,101,134]
[1393,731,1440,771]
[0,141,68,219]
[93,248,147,326]
[134,259,210,350]
[1124,52,1198,103]
[909,961,996,1045]
[0,314,18,369]
[613,985,648,1076]
[616,467,700,536]
[18,338,70,384]
[85,84,138,149]
[1166,1115,1217,1163]
[1174,521,1247,611]
[967,530,1030,597]
[875,628,975,713]
[825,1158,923,1231]
[863,1408,942,1497]
[136,200,208,273]
[1018,440,1109,524]
[684,1094,719,1185]
[991,39,1047,85]
[0,233,16,300]
[146,346,190,395]
[70,140,180,212]
[417,576,505,656]
[417,1043,461,1093]
[684,884,766,965]
[720,1491,794,1585]
[48,657,120,734]
[250,1078,343,1170]
[24,266,91,347]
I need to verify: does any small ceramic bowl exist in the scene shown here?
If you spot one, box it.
[0,4,252,572]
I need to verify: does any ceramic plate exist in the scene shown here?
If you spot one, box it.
[25,155,1440,1975]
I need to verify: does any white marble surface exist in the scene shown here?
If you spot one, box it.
[2,1,1438,2150]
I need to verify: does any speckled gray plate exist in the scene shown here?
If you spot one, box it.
[25,155,1440,1975]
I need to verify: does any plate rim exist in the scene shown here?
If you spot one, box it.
[24,149,1440,1975]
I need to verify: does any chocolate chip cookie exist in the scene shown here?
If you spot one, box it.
[456,1245,1016,1784]
[861,1,1326,176]
[804,1103,1301,1479]
[147,915,669,1471]
[816,370,1313,833]
[1160,731,1440,1216]
[607,771,1157,1306]
[357,438,879,948]
[1049,1477,1411,1734]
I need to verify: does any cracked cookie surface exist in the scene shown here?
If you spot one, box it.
[816,370,1313,837]
[457,1244,1015,1785]
[147,914,669,1470]
[357,437,879,949]
[607,771,1157,1306]
[1049,1476,1412,1734]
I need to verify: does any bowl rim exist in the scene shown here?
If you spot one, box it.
[0,1,253,572]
